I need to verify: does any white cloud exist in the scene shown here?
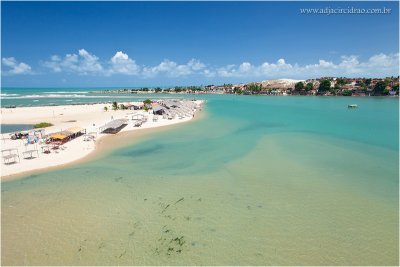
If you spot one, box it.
[367,53,396,67]
[77,49,103,73]
[11,49,398,80]
[214,53,399,79]
[1,57,32,75]
[108,51,140,75]
[42,50,208,78]
[216,64,235,77]
[239,62,252,73]
[277,58,286,65]
[43,49,103,75]
[187,59,206,71]
[142,58,206,78]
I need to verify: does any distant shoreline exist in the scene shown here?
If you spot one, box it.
[90,89,399,97]
[88,77,399,97]
[1,93,398,109]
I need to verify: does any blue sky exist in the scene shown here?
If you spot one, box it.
[1,1,399,87]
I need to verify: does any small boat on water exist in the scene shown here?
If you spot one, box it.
[348,104,358,109]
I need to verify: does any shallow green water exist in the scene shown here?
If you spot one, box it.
[2,96,399,265]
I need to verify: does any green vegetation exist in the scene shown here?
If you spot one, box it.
[109,102,127,110]
[329,88,338,96]
[358,81,367,91]
[393,84,399,94]
[318,80,331,93]
[233,87,242,94]
[336,78,346,86]
[248,84,262,93]
[295,82,304,91]
[189,86,203,91]
[155,87,162,93]
[174,86,183,93]
[143,99,152,105]
[33,122,53,128]
[342,90,352,96]
[305,82,314,91]
[384,77,391,87]
[179,86,195,92]
[112,101,118,110]
[373,81,386,95]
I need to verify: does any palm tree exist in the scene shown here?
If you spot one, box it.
[112,101,118,110]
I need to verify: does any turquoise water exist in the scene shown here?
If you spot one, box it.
[1,87,193,107]
[1,124,33,133]
[1,95,399,265]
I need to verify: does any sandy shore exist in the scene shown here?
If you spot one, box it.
[0,100,204,180]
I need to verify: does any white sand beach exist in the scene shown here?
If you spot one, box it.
[0,100,204,179]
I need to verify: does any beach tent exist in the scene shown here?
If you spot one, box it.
[48,130,73,141]
[59,130,73,137]
[49,133,68,140]
[67,127,84,134]
[66,126,85,139]
[99,119,128,134]
[162,100,181,109]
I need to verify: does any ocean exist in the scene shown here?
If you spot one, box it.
[1,91,399,265]
[0,87,188,107]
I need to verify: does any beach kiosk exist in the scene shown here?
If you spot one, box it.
[66,127,85,139]
[152,106,165,115]
[99,119,128,134]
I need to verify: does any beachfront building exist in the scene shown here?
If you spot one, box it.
[126,103,143,110]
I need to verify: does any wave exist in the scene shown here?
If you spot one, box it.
[2,94,136,99]
[0,93,20,97]
[3,94,104,99]
[43,91,89,94]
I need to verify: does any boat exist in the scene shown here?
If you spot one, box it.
[348,104,358,109]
